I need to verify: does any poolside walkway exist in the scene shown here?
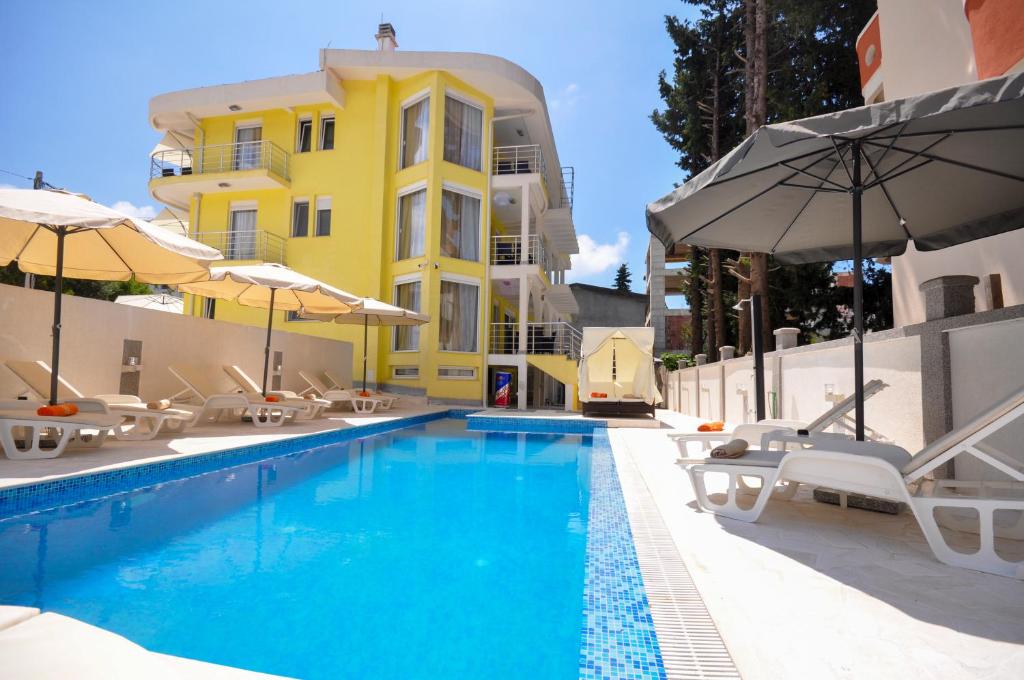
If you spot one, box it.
[611,412,1024,680]
[0,406,448,491]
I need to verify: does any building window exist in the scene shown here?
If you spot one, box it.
[202,297,216,319]
[443,96,483,171]
[438,366,477,380]
[319,115,335,151]
[227,207,257,259]
[392,366,419,379]
[393,280,422,351]
[286,311,315,322]
[315,196,331,236]
[440,188,480,261]
[400,96,429,168]
[439,279,479,352]
[296,118,312,153]
[291,199,309,238]
[396,188,426,260]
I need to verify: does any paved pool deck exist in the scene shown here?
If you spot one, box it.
[611,410,1024,680]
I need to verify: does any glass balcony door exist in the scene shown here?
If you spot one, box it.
[234,125,262,170]
[228,208,257,259]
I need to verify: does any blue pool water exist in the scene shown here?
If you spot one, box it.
[0,419,597,679]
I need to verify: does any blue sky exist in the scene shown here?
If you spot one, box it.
[0,0,698,291]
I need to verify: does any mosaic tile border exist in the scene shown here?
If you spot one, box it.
[0,411,454,518]
[466,415,606,435]
[580,433,667,680]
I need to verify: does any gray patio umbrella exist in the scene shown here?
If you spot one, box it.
[647,71,1024,440]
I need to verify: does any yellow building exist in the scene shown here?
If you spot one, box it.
[147,25,580,408]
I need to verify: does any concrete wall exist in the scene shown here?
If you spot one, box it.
[668,332,924,452]
[947,316,1024,479]
[569,283,647,331]
[0,283,352,402]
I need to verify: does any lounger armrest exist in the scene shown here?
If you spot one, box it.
[66,398,114,414]
[669,432,733,444]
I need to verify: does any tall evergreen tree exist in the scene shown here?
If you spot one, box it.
[613,263,633,292]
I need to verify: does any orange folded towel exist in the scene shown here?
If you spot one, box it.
[37,403,79,417]
[697,421,726,432]
[358,390,371,397]
[264,395,280,403]
[146,399,172,411]
[590,392,608,399]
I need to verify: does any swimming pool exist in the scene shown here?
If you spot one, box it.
[0,417,663,679]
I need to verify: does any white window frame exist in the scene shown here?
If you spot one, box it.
[318,114,335,151]
[438,274,481,355]
[391,366,420,380]
[399,90,431,169]
[443,89,486,172]
[437,366,478,381]
[291,197,310,238]
[438,183,483,263]
[296,116,313,153]
[392,274,423,353]
[394,181,429,261]
[315,196,332,237]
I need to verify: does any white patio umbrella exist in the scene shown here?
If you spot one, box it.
[303,298,429,392]
[0,188,223,404]
[178,263,360,395]
[646,71,1024,439]
[114,293,184,313]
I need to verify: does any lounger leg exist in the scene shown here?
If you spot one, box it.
[248,406,289,427]
[112,414,164,441]
[911,498,1024,580]
[688,464,779,522]
[736,475,801,500]
[0,420,75,460]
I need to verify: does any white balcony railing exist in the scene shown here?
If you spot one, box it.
[192,229,286,264]
[491,234,546,267]
[489,321,581,359]
[492,144,545,176]
[150,141,291,181]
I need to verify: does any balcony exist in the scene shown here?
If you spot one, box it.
[490,234,547,267]
[559,166,575,213]
[192,229,286,264]
[149,141,291,209]
[488,321,581,359]
[492,144,545,175]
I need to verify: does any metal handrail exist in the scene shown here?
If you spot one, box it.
[559,166,575,213]
[492,144,545,176]
[192,229,287,264]
[488,321,581,359]
[150,141,291,181]
[490,234,545,266]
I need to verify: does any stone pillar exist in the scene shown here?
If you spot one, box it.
[919,275,979,321]
[773,327,800,350]
[695,353,708,366]
[719,345,735,360]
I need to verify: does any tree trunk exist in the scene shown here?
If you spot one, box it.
[734,256,751,355]
[689,247,704,358]
[710,248,726,355]
[744,0,771,349]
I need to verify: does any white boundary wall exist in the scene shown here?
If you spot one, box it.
[0,283,352,402]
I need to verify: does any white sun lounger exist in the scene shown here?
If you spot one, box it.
[687,387,1024,579]
[321,370,398,409]
[0,400,120,460]
[671,378,890,460]
[168,364,301,427]
[3,360,197,441]
[297,370,384,414]
[221,365,329,420]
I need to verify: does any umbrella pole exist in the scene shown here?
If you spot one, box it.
[48,227,67,405]
[852,142,866,441]
[362,316,368,393]
[261,288,277,397]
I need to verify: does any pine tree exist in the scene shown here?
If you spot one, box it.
[613,264,633,292]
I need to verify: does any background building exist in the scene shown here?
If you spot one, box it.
[147,26,580,408]
[645,236,692,355]
[857,0,1024,326]
[569,282,647,329]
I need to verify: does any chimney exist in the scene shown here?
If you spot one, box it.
[375,23,398,51]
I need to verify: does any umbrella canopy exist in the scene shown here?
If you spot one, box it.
[303,298,429,392]
[646,72,1024,439]
[178,263,360,395]
[0,188,223,404]
[114,293,184,314]
[0,189,220,283]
